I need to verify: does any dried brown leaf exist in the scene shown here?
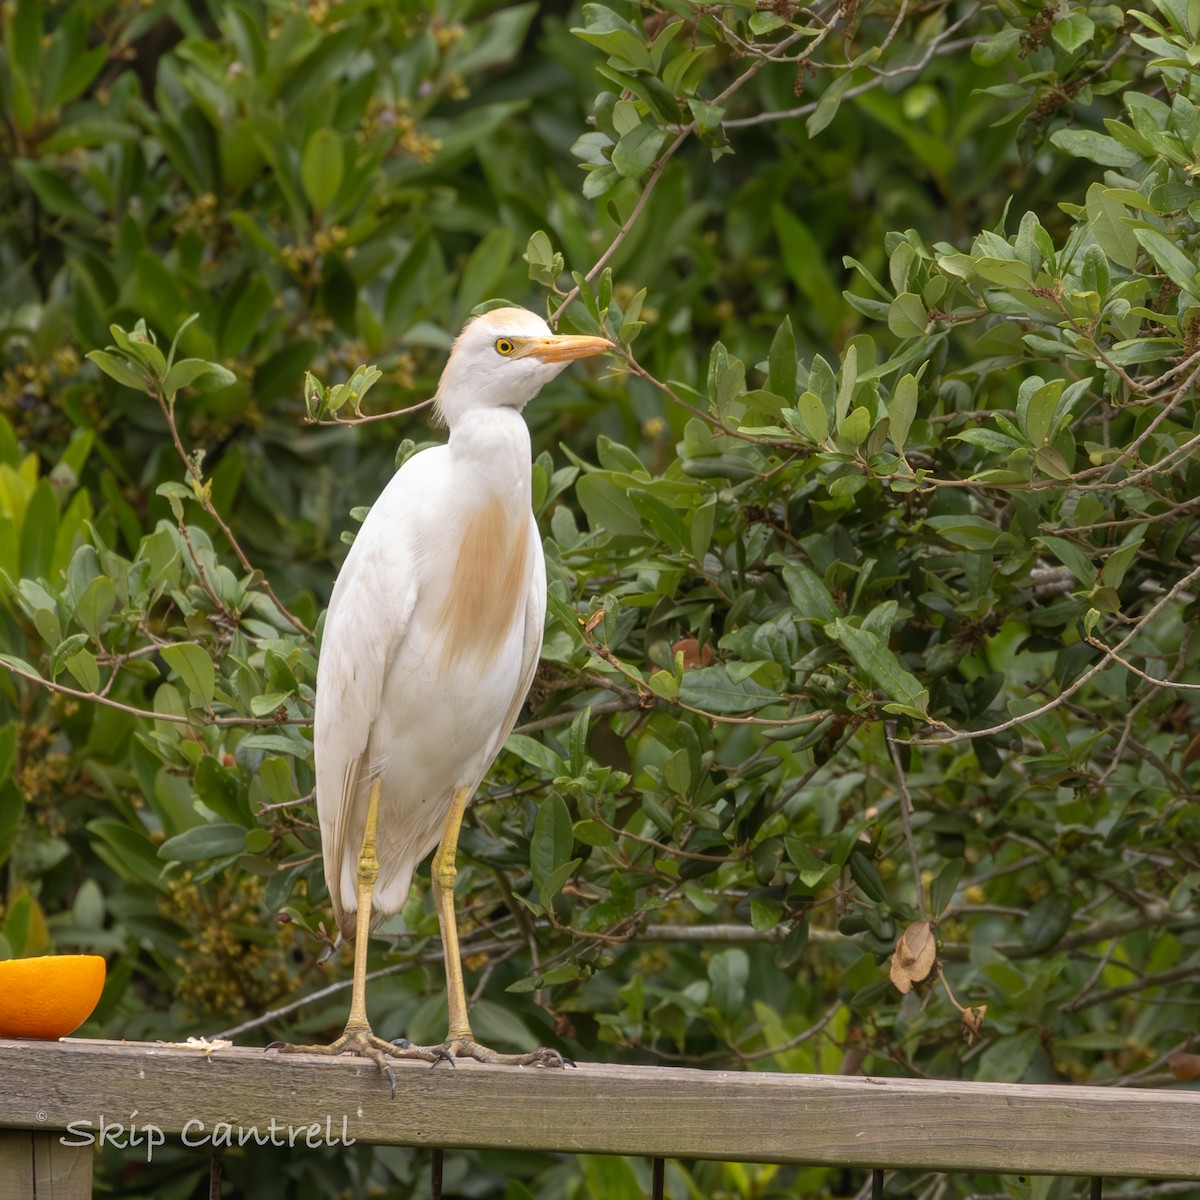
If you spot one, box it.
[1166,1050,1200,1081]
[962,1004,988,1046]
[889,918,936,994]
[1182,730,1200,769]
[671,637,714,670]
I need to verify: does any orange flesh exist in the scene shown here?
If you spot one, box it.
[0,954,106,1039]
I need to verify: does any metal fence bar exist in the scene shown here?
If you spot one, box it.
[651,1156,664,1200]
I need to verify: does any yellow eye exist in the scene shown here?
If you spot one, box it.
[495,338,515,356]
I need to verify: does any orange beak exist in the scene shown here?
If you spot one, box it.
[523,334,613,364]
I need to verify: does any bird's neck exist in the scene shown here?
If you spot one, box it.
[446,408,533,500]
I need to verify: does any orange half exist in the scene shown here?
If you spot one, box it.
[0,955,106,1039]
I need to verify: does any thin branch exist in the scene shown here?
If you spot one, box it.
[723,18,982,129]
[1085,634,1200,691]
[154,388,311,636]
[1,658,307,729]
[734,997,844,1063]
[211,936,515,1040]
[911,560,1200,745]
[552,27,809,321]
[1062,964,1200,1014]
[307,396,437,426]
[887,723,927,921]
[513,696,642,735]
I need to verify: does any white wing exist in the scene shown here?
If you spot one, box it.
[314,451,437,938]
[315,450,546,939]
[491,510,547,754]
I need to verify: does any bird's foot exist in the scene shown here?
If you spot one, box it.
[393,1034,575,1069]
[267,1023,451,1098]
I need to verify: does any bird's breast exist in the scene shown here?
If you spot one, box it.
[430,495,532,673]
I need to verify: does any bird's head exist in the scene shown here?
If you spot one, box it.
[434,307,612,426]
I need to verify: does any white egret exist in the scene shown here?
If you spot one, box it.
[274,307,611,1090]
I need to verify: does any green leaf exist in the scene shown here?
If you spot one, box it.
[19,480,58,580]
[648,668,679,700]
[195,755,252,827]
[828,618,929,716]
[611,123,667,178]
[64,649,100,693]
[301,128,345,211]
[889,373,918,451]
[1085,185,1138,270]
[13,0,41,71]
[978,1029,1040,1083]
[161,643,216,707]
[750,897,784,932]
[678,666,779,713]
[86,350,149,393]
[922,515,1003,550]
[807,70,857,138]
[953,428,1022,453]
[930,858,964,917]
[1134,227,1200,300]
[780,561,838,624]
[839,405,871,447]
[848,850,888,904]
[49,43,107,108]
[530,792,573,890]
[795,391,829,443]
[505,733,563,777]
[1052,11,1094,51]
[628,488,689,554]
[887,293,927,338]
[581,163,619,200]
[538,857,582,908]
[86,819,164,887]
[13,160,95,223]
[459,226,515,311]
[575,473,643,536]
[162,358,237,395]
[1039,536,1095,588]
[1049,129,1139,169]
[1021,892,1072,953]
[158,823,251,863]
[708,947,749,1014]
[773,206,843,323]
[785,838,838,888]
[768,316,797,402]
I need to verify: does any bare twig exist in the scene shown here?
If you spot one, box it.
[911,560,1200,745]
[308,396,437,426]
[887,722,927,921]
[1,657,307,728]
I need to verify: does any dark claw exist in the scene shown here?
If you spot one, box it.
[390,1037,456,1068]
[385,1065,397,1099]
[562,1055,577,1068]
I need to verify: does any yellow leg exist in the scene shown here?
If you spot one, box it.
[344,777,383,1032]
[431,787,473,1040]
[268,779,447,1094]
[426,787,574,1069]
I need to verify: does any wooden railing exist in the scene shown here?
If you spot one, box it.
[1,1038,1198,1197]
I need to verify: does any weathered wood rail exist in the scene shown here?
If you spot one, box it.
[0,1038,1198,1196]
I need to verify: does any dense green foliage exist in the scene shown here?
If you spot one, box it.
[3,0,1200,1196]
